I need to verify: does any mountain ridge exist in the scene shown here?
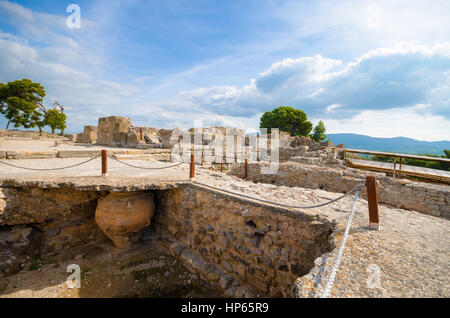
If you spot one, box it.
[327,133,450,156]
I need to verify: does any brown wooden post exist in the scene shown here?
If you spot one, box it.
[399,157,403,178]
[366,175,380,230]
[139,128,143,141]
[101,150,108,176]
[244,158,248,179]
[220,161,223,172]
[190,153,195,179]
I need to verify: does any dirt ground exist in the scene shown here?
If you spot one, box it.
[0,238,222,298]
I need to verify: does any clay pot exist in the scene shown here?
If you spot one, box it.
[95,192,155,248]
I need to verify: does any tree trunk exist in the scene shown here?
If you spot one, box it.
[60,129,64,136]
[51,128,55,134]
[5,119,11,129]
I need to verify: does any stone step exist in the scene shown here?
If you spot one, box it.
[289,156,322,165]
[113,153,171,162]
[6,150,58,159]
[58,150,100,158]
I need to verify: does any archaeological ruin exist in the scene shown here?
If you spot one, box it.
[0,115,448,298]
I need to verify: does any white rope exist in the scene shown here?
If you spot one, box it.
[321,188,359,298]
[0,155,100,171]
[193,181,364,209]
[108,155,184,170]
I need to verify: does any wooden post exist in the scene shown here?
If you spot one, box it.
[393,158,397,178]
[399,157,402,178]
[244,158,248,179]
[101,150,108,176]
[139,128,143,141]
[366,176,380,230]
[190,153,195,179]
[220,161,223,172]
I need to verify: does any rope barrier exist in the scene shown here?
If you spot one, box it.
[0,155,100,171]
[107,155,185,170]
[321,188,359,298]
[193,180,365,209]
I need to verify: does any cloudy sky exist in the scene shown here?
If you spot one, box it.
[0,0,449,140]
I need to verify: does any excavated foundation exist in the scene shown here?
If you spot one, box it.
[0,182,334,297]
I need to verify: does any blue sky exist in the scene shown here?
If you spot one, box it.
[0,0,449,140]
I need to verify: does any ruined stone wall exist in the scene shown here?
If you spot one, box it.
[153,184,334,297]
[96,116,132,147]
[1,183,335,297]
[0,186,105,276]
[0,129,67,139]
[75,126,97,143]
[229,162,450,219]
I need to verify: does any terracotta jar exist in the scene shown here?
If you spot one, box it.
[95,192,155,248]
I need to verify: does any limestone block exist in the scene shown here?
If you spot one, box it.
[98,116,131,133]
[6,151,57,159]
[144,134,160,144]
[58,150,100,158]
[84,126,97,134]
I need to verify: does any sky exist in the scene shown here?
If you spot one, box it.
[0,0,449,140]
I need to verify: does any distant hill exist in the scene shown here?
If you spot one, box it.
[327,133,450,156]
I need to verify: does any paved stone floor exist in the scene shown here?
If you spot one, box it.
[0,157,190,180]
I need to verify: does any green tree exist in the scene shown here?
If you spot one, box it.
[0,79,46,129]
[311,120,327,143]
[259,106,312,136]
[44,107,66,135]
[52,101,66,135]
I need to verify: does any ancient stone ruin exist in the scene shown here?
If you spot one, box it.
[75,116,345,165]
[0,115,448,298]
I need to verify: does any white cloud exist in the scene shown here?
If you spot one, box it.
[0,1,449,141]
[178,42,450,119]
[326,104,341,112]
[322,104,450,141]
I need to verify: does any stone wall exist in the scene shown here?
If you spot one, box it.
[96,116,132,147]
[1,183,336,297]
[75,126,97,143]
[0,186,105,276]
[229,162,450,219]
[0,129,67,139]
[153,184,334,297]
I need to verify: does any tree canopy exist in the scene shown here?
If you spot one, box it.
[259,106,313,136]
[311,120,327,142]
[0,79,67,134]
[44,106,67,135]
[0,79,45,129]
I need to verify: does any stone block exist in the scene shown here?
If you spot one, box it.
[169,242,187,256]
[6,151,57,159]
[58,150,100,158]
